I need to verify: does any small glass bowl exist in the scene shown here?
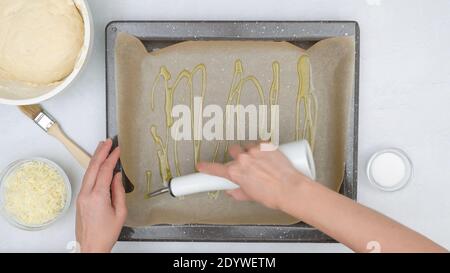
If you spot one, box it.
[366,149,413,192]
[0,158,72,231]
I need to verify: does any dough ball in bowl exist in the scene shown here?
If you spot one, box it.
[0,0,84,84]
[0,0,93,105]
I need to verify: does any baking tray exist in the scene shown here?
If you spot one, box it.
[105,21,360,242]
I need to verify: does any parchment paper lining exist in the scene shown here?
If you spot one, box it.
[115,33,355,227]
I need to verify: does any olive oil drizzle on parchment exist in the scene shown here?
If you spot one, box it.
[296,55,318,148]
[144,170,152,200]
[221,59,267,163]
[150,64,207,186]
[145,55,317,198]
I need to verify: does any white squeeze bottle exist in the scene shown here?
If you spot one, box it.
[150,140,316,198]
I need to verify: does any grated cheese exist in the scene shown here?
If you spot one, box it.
[3,160,67,226]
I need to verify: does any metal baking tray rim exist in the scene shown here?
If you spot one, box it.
[105,20,360,242]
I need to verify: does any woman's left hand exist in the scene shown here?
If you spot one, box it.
[75,139,127,253]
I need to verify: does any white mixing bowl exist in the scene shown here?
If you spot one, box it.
[0,0,94,106]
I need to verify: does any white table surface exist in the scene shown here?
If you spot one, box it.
[1,0,449,253]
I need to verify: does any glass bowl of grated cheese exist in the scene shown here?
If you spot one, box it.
[0,158,71,230]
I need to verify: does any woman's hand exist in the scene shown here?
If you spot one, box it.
[76,139,127,253]
[197,143,312,211]
[198,143,447,253]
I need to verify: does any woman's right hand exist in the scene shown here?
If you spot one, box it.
[199,142,448,253]
[197,143,313,211]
